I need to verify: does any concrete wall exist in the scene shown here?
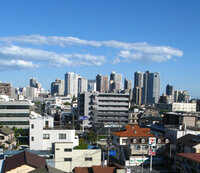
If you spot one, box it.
[54,143,101,172]
[29,116,79,150]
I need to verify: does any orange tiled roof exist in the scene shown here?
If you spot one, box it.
[74,167,89,173]
[92,166,115,173]
[177,153,200,163]
[74,166,116,173]
[112,125,155,137]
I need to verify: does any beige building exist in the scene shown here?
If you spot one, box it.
[0,127,16,149]
[54,142,101,172]
[0,82,11,97]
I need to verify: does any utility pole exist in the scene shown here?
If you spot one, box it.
[142,145,144,173]
[107,127,110,165]
[150,155,152,172]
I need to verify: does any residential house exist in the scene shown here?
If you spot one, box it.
[111,125,169,166]
[29,114,79,150]
[0,127,16,149]
[166,134,200,170]
[175,153,200,173]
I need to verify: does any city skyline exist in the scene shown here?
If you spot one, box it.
[0,1,199,98]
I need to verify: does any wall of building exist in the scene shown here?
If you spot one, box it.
[29,116,78,150]
[172,103,196,112]
[54,143,101,172]
[0,101,30,129]
[78,92,129,127]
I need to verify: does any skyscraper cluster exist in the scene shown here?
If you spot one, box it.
[50,71,162,105]
[133,71,160,104]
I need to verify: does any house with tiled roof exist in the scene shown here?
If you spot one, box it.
[0,127,16,149]
[2,151,47,173]
[165,134,200,171]
[111,125,169,166]
[175,153,200,173]
[74,166,116,173]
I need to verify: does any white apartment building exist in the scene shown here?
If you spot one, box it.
[54,142,101,172]
[172,102,196,112]
[29,115,79,150]
[156,102,196,112]
[0,100,31,129]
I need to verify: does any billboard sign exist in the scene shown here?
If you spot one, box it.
[149,137,156,146]
[78,116,88,121]
[104,124,122,128]
[148,149,156,156]
[109,151,116,156]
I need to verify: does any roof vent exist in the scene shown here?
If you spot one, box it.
[131,126,134,129]
[134,131,137,133]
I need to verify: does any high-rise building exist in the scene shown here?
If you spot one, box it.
[78,78,88,93]
[142,71,150,104]
[147,72,160,104]
[141,71,160,104]
[110,71,122,92]
[174,90,190,103]
[133,87,142,105]
[51,79,65,96]
[88,80,96,92]
[30,78,38,88]
[134,71,143,88]
[133,71,143,105]
[96,74,109,93]
[124,78,133,91]
[166,84,174,96]
[64,72,80,97]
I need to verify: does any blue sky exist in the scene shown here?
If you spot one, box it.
[0,0,199,98]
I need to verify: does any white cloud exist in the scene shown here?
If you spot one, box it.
[0,45,105,68]
[117,49,180,63]
[0,35,184,66]
[0,60,39,71]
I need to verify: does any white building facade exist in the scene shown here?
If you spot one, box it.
[0,100,31,128]
[29,115,79,150]
[54,143,101,172]
[172,102,196,112]
[65,72,80,97]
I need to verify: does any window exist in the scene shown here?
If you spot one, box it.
[59,134,66,139]
[43,134,50,139]
[116,138,119,142]
[45,121,49,128]
[31,137,34,141]
[64,148,72,152]
[31,124,34,129]
[122,139,127,144]
[0,136,4,140]
[64,158,72,161]
[85,157,93,161]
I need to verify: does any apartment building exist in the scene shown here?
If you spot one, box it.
[78,92,129,128]
[156,102,196,112]
[0,100,31,128]
[29,115,79,150]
